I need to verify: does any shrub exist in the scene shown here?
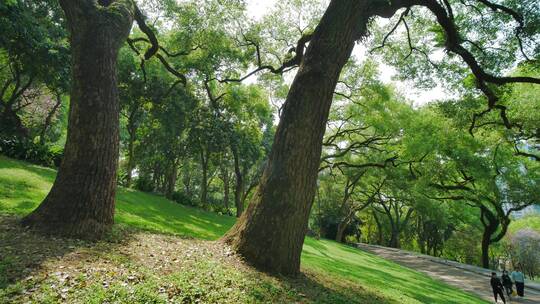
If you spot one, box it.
[0,136,63,167]
[134,175,154,192]
[171,191,197,207]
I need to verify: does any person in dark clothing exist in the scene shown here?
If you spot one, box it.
[490,272,506,304]
[501,270,513,297]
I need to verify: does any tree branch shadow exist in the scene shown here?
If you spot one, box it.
[0,215,134,290]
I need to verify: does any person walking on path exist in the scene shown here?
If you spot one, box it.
[491,272,507,304]
[511,268,526,297]
[501,270,513,297]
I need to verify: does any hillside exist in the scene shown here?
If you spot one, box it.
[0,156,487,303]
[508,215,540,234]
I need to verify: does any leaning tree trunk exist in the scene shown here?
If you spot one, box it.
[221,0,375,275]
[22,1,134,239]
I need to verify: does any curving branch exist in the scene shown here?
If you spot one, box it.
[216,33,313,83]
[370,8,410,53]
[127,37,201,58]
[418,0,539,135]
[127,5,189,86]
[133,6,158,60]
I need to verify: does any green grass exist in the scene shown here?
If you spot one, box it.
[0,155,488,303]
[301,238,486,303]
[0,155,235,240]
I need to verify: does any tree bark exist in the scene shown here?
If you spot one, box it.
[479,205,502,269]
[481,227,494,269]
[21,1,134,239]
[221,0,375,275]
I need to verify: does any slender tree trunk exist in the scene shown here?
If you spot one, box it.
[221,165,230,211]
[183,171,192,196]
[21,1,134,239]
[152,164,158,191]
[221,1,376,275]
[389,229,401,248]
[200,149,208,208]
[232,146,244,217]
[373,211,384,245]
[165,159,178,199]
[39,93,62,145]
[335,218,349,243]
[418,220,426,254]
[125,129,136,187]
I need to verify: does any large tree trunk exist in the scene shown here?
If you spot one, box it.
[221,0,374,275]
[21,1,134,239]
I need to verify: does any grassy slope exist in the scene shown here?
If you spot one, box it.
[0,155,234,240]
[0,156,487,303]
[508,215,540,234]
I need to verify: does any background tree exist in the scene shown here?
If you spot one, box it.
[0,0,69,139]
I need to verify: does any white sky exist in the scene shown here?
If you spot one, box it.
[246,0,446,106]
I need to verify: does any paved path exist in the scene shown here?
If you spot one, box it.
[355,243,540,304]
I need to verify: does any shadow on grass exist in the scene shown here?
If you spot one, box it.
[0,215,133,291]
[302,239,487,304]
[273,271,401,304]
